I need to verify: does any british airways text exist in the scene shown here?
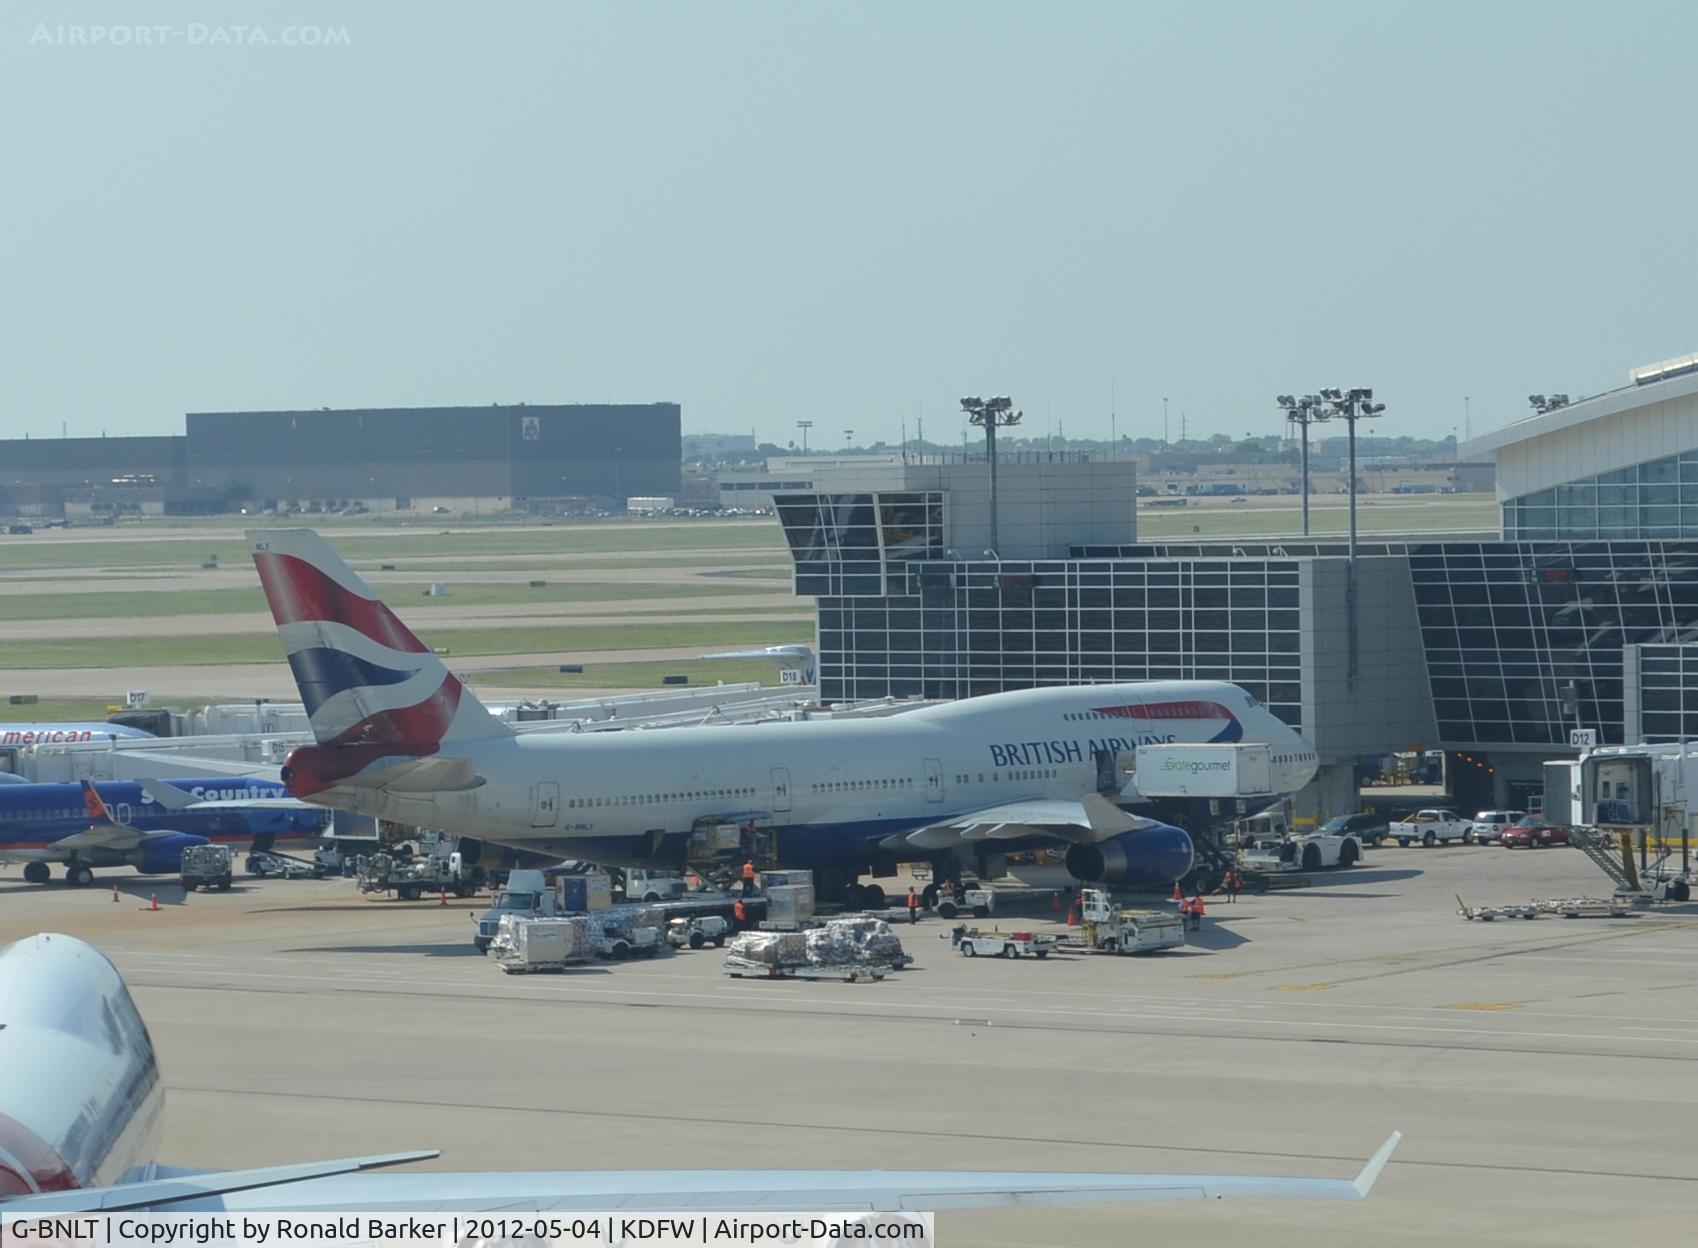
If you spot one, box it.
[989,736,1174,767]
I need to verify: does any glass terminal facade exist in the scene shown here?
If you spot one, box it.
[776,488,1698,755]
[1624,643,1698,743]
[1502,449,1698,540]
[818,556,1304,725]
[1407,541,1698,748]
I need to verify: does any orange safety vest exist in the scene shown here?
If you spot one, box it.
[734,901,746,921]
[907,891,919,909]
[742,861,756,881]
[1178,897,1192,915]
[1192,896,1207,916]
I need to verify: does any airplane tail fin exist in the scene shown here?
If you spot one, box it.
[247,530,511,793]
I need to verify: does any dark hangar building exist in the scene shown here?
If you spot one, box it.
[186,403,681,510]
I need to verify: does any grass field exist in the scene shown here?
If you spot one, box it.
[0,524,786,571]
[1134,495,1497,538]
[0,696,240,724]
[0,656,792,717]
[469,658,788,692]
[0,581,784,623]
[0,619,815,671]
[386,555,795,574]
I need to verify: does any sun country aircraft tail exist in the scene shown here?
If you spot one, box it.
[248,529,511,797]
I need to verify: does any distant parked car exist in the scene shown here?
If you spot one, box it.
[1501,818,1569,849]
[1470,810,1526,845]
[1318,812,1391,847]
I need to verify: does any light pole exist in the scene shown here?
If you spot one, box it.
[1276,394,1329,537]
[1162,396,1170,446]
[961,396,1022,556]
[1321,388,1384,562]
[1320,388,1385,686]
[843,429,854,451]
[796,420,812,455]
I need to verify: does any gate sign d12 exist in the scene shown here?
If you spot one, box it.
[1569,728,1598,749]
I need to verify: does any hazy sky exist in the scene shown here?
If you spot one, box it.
[6,1,1696,449]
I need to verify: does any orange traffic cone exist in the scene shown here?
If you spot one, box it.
[439,889,448,906]
[1067,902,1079,926]
[1171,882,1183,904]
[148,894,159,912]
[111,887,120,903]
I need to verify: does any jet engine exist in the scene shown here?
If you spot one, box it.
[1065,824,1194,887]
[132,832,209,876]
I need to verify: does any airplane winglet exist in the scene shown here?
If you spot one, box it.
[1351,1131,1401,1199]
[80,780,117,825]
[137,779,194,811]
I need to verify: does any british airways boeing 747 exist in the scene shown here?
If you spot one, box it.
[248,528,1318,904]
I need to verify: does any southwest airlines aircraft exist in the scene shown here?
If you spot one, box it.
[248,528,1317,902]
[0,932,1397,1210]
[0,776,329,885]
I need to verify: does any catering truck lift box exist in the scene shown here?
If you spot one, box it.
[1133,743,1273,797]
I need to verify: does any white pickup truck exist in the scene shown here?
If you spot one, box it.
[1392,809,1471,847]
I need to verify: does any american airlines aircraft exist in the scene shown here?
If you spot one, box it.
[0,932,1398,1210]
[249,529,1318,904]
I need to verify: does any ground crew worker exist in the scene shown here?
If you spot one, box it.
[1189,891,1207,931]
[1223,867,1240,903]
[741,859,756,896]
[906,886,920,924]
[733,898,748,930]
[940,878,956,901]
[1177,894,1193,928]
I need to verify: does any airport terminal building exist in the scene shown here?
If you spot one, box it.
[776,360,1698,819]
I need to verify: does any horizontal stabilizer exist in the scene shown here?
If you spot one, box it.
[2,1151,440,1213]
[1,1136,1400,1212]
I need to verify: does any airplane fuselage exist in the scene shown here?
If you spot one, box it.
[0,778,329,872]
[294,682,1316,882]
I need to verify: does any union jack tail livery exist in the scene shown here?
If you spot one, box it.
[248,529,510,796]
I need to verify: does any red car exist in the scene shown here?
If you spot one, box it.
[1500,818,1569,849]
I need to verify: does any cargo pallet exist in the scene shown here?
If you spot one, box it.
[723,957,887,983]
[1457,894,1637,921]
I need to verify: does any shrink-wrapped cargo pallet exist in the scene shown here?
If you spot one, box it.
[726,930,808,966]
[807,917,907,967]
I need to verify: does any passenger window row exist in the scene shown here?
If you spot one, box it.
[811,778,912,792]
[568,786,756,809]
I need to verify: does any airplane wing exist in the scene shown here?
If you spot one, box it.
[882,793,1156,853]
[56,781,148,851]
[4,1134,1400,1212]
[118,753,283,781]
